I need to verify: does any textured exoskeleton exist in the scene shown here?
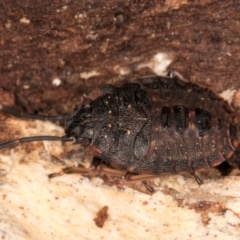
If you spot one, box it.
[65,75,239,175]
[0,74,239,180]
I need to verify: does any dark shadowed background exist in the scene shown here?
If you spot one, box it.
[1,0,240,115]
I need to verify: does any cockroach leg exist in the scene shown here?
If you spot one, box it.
[90,157,104,170]
[48,165,91,178]
[125,173,156,193]
[142,180,155,193]
[48,171,65,178]
[100,166,126,177]
[124,172,158,181]
[191,172,203,185]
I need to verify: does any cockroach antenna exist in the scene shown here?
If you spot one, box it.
[0,104,68,121]
[0,104,74,150]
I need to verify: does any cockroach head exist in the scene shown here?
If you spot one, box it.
[64,106,93,147]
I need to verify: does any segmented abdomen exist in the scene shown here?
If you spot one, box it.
[134,76,238,174]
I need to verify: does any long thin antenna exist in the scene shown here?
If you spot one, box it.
[0,135,74,150]
[0,104,68,121]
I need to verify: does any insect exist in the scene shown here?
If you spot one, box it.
[0,72,238,184]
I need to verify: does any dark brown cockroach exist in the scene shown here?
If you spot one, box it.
[0,73,239,184]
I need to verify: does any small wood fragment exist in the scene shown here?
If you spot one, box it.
[93,206,109,228]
